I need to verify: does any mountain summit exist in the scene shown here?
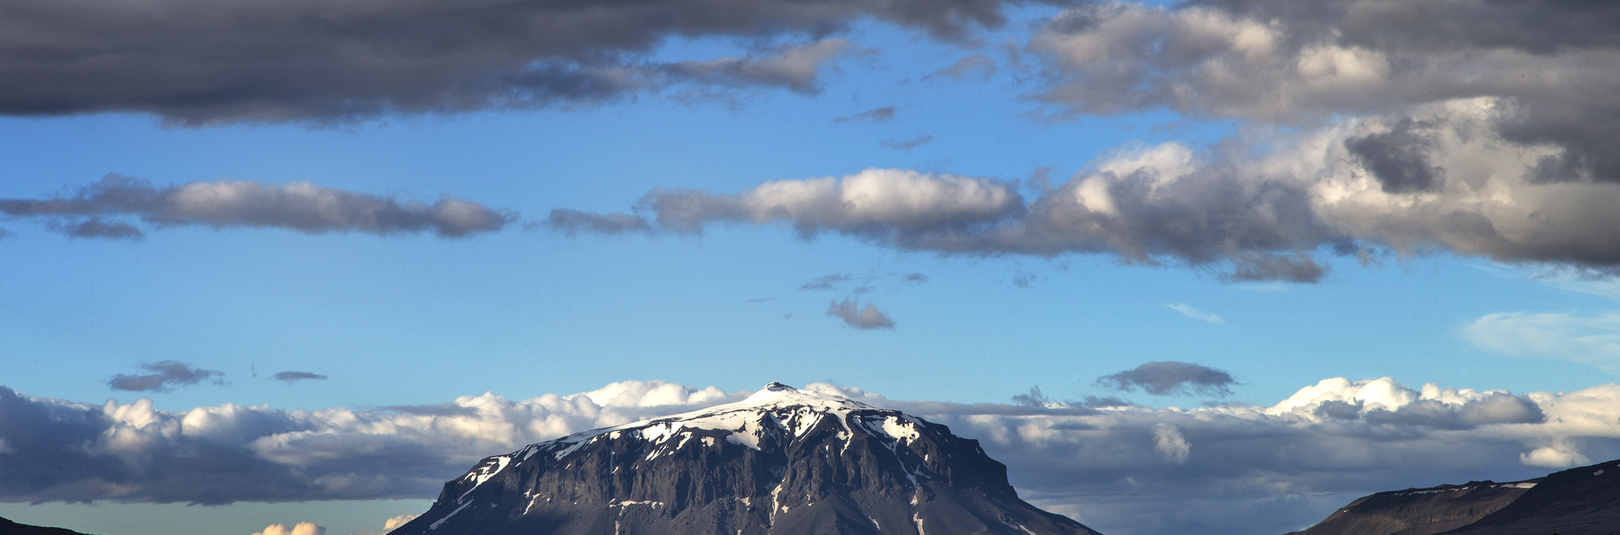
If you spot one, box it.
[391,382,1101,535]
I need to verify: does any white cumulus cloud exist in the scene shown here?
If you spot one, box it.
[253,522,324,535]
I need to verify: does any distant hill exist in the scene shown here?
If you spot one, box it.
[0,515,97,535]
[1291,458,1620,535]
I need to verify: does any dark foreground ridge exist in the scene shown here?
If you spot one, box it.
[1292,458,1620,535]
[0,515,98,535]
[1284,480,1538,535]
[392,382,1101,535]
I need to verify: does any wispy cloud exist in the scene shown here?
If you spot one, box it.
[799,273,853,291]
[833,106,897,123]
[878,134,935,151]
[1163,303,1226,324]
[926,54,996,81]
[1465,311,1620,370]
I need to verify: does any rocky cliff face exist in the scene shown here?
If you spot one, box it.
[1284,481,1536,535]
[390,383,1101,535]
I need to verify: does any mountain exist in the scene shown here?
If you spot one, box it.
[1283,480,1537,535]
[0,515,98,535]
[390,382,1101,535]
[1437,458,1620,535]
[1292,457,1620,535]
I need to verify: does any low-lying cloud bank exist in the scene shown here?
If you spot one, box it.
[0,174,514,239]
[5,377,1620,534]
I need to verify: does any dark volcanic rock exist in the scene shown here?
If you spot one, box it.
[1284,480,1537,535]
[1438,459,1620,535]
[391,383,1100,535]
[0,515,98,535]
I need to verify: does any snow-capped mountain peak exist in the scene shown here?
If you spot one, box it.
[397,381,1100,535]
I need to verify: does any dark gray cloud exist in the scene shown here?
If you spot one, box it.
[879,134,936,151]
[927,54,998,80]
[1344,118,1446,194]
[51,218,145,240]
[1096,361,1237,397]
[834,106,899,123]
[108,361,225,392]
[1029,0,1620,185]
[799,273,854,291]
[901,272,930,284]
[1013,386,1056,407]
[826,297,895,329]
[0,0,1038,124]
[542,208,653,236]
[272,372,328,384]
[1,174,513,239]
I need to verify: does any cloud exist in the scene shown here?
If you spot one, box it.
[346,514,419,535]
[2,175,513,239]
[878,134,936,151]
[272,372,328,384]
[0,0,1024,124]
[1151,423,1190,464]
[108,361,225,392]
[1521,440,1591,468]
[825,297,896,329]
[834,106,898,123]
[383,515,418,531]
[51,218,144,240]
[1028,0,1620,185]
[5,377,1620,535]
[1163,303,1225,324]
[901,273,930,284]
[799,273,854,291]
[1465,311,1620,370]
[551,167,1024,244]
[253,523,325,535]
[556,94,1620,280]
[1097,361,1237,397]
[927,54,998,80]
[542,209,653,236]
[661,39,856,95]
[0,380,746,504]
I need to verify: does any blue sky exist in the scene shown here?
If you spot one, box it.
[6,1,1620,534]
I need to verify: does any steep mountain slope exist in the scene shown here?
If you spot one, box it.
[1438,459,1620,535]
[0,515,98,535]
[1283,481,1537,535]
[1292,456,1620,535]
[391,383,1101,535]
